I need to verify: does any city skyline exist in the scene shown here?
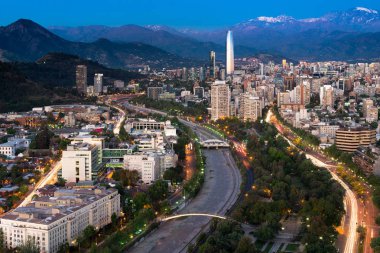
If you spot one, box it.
[1,0,380,28]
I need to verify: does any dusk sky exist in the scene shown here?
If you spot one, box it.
[1,0,380,28]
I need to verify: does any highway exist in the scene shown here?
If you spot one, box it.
[266,110,358,253]
[19,161,62,207]
[124,104,242,253]
[112,104,126,135]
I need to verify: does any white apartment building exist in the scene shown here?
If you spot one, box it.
[0,138,30,157]
[320,85,334,108]
[363,98,378,123]
[211,81,231,121]
[61,143,101,183]
[0,187,120,253]
[319,124,340,137]
[123,151,178,184]
[238,93,263,121]
[124,153,161,184]
[277,91,291,107]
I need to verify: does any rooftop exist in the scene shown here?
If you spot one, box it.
[1,187,117,225]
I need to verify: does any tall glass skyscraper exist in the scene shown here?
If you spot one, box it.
[226,30,234,75]
[209,51,216,78]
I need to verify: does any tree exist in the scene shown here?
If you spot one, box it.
[17,239,40,253]
[29,125,53,149]
[111,212,118,228]
[57,242,70,253]
[82,225,96,241]
[6,128,16,135]
[371,237,380,253]
[47,112,56,123]
[19,184,29,195]
[133,192,150,211]
[0,228,3,250]
[147,180,168,202]
[56,177,67,187]
[163,166,183,184]
[234,237,259,253]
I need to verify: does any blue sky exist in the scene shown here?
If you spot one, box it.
[1,0,380,28]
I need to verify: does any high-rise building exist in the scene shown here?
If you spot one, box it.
[238,93,263,121]
[292,82,310,105]
[199,67,205,81]
[320,85,334,108]
[226,31,234,75]
[76,65,87,95]
[363,98,378,122]
[211,81,230,121]
[282,59,287,69]
[61,143,102,183]
[283,75,296,91]
[277,91,290,107]
[182,67,187,81]
[147,87,164,100]
[259,63,264,76]
[219,69,226,80]
[209,51,216,78]
[94,73,103,95]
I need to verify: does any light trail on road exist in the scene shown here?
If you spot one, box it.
[19,161,62,207]
[266,109,358,253]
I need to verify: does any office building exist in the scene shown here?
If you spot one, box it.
[94,73,103,95]
[210,51,216,78]
[0,187,120,253]
[226,31,234,75]
[199,67,205,81]
[76,65,87,95]
[211,81,231,121]
[147,87,163,100]
[61,143,102,183]
[335,128,376,152]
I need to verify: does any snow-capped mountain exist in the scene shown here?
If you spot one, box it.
[231,7,380,32]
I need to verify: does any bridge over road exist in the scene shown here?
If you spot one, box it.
[200,139,229,148]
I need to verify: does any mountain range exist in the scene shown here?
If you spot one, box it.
[0,19,198,69]
[49,7,380,62]
[2,7,380,68]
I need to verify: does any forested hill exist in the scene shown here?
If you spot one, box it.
[0,61,77,112]
[13,53,143,88]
